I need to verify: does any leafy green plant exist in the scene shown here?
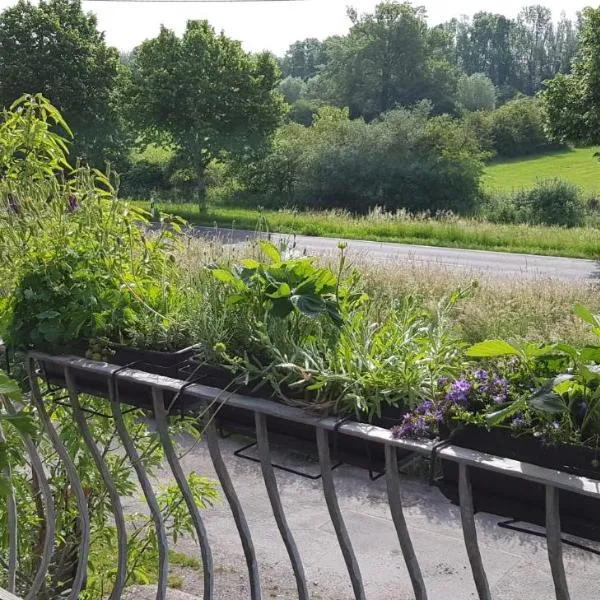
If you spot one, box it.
[0,94,192,356]
[210,240,365,327]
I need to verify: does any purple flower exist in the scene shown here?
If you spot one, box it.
[67,194,79,213]
[493,394,507,404]
[445,379,472,405]
[417,400,434,415]
[474,370,488,380]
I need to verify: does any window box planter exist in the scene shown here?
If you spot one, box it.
[37,349,410,473]
[439,425,600,541]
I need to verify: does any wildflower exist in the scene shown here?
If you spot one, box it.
[474,370,488,381]
[552,420,560,430]
[445,379,472,405]
[67,194,79,212]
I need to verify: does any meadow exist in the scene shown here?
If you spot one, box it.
[483,147,600,196]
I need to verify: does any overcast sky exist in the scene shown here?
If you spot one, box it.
[0,0,591,54]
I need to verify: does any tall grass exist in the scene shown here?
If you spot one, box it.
[177,236,600,348]
[139,202,600,259]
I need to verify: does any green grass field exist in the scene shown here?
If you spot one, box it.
[131,147,600,260]
[135,202,600,260]
[483,147,600,195]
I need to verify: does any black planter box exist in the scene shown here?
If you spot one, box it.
[36,348,410,473]
[439,426,600,542]
[182,362,409,473]
[37,344,199,410]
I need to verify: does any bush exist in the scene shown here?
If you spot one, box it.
[515,179,584,227]
[119,158,166,197]
[489,97,560,158]
[239,103,485,215]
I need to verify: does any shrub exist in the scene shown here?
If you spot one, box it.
[514,179,584,227]
[240,103,485,215]
[119,158,166,197]
[489,97,560,158]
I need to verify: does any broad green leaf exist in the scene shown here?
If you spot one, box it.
[0,373,21,401]
[292,294,326,317]
[240,259,260,269]
[267,283,291,299]
[211,269,237,284]
[581,346,600,364]
[574,304,600,327]
[529,390,568,414]
[467,339,519,358]
[259,240,281,263]
[0,412,37,436]
[270,298,293,319]
[484,398,526,427]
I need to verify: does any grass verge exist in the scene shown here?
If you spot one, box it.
[135,201,600,260]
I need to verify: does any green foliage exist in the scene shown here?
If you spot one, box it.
[280,37,328,80]
[441,8,578,95]
[239,103,485,215]
[457,73,496,112]
[279,76,307,104]
[542,7,600,145]
[127,20,286,206]
[0,0,129,167]
[210,240,364,327]
[487,97,559,158]
[511,178,584,227]
[320,2,460,118]
[0,95,191,354]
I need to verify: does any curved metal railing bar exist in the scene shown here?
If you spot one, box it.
[0,421,17,593]
[458,463,492,600]
[109,378,169,600]
[205,416,262,600]
[27,357,91,600]
[315,426,365,600]
[64,367,129,600]
[2,398,56,600]
[254,411,309,600]
[545,486,571,600]
[384,444,428,600]
[152,387,214,600]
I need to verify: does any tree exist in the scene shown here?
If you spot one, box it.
[322,2,459,119]
[457,73,496,112]
[280,38,328,79]
[279,76,306,104]
[542,8,600,145]
[128,20,285,207]
[0,0,127,167]
[511,5,555,95]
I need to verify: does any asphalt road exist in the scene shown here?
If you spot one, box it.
[192,226,600,281]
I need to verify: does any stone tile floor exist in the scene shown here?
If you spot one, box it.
[124,431,600,600]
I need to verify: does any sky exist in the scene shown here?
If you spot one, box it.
[0,0,591,54]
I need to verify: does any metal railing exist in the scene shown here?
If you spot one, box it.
[4,352,600,600]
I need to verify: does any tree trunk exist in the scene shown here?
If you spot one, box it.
[196,164,208,214]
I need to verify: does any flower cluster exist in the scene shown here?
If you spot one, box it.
[392,368,513,440]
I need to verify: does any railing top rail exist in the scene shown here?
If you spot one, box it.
[29,352,600,500]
